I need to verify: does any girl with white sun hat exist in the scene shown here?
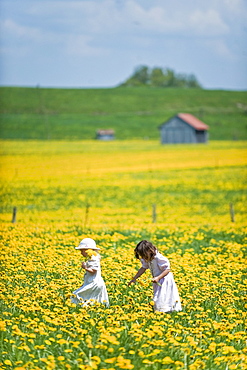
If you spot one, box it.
[71,238,109,307]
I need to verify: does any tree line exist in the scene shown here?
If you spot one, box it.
[119,65,202,88]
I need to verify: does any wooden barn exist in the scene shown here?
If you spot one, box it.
[159,113,209,144]
[96,129,115,141]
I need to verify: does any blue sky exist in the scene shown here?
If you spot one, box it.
[0,0,247,90]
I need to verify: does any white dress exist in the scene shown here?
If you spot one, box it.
[141,251,182,313]
[71,254,109,307]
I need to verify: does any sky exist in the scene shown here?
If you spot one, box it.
[0,0,247,90]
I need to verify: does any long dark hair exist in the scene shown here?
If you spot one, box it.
[134,240,157,261]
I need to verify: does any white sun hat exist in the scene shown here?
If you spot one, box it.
[75,238,100,250]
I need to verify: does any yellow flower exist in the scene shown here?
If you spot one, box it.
[91,356,101,364]
[0,320,6,331]
[104,357,116,364]
[86,249,98,258]
[162,357,174,364]
[4,360,12,366]
[209,342,217,353]
[0,142,246,370]
[189,360,206,370]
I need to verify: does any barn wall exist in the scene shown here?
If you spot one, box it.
[160,117,196,144]
[97,134,115,141]
[195,130,208,143]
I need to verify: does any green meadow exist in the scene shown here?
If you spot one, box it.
[0,87,246,140]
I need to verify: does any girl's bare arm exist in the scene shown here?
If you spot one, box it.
[153,269,170,283]
[128,267,147,285]
[81,262,97,274]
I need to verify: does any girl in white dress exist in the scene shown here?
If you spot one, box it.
[128,240,182,313]
[71,238,109,307]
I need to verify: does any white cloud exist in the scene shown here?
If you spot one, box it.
[122,1,182,33]
[1,19,42,40]
[189,9,229,35]
[0,0,246,89]
[0,1,236,64]
[66,34,108,56]
[15,0,233,37]
[205,39,235,59]
[220,0,246,15]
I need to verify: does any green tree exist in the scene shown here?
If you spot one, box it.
[165,68,176,87]
[120,65,202,88]
[186,74,202,88]
[150,67,165,87]
[121,65,149,86]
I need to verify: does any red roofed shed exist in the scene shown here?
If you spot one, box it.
[96,129,115,141]
[159,113,209,144]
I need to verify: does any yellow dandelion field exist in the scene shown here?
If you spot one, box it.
[0,140,246,370]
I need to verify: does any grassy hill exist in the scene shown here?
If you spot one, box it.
[0,86,246,140]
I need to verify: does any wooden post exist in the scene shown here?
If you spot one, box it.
[84,204,90,229]
[12,207,17,223]
[152,204,157,223]
[229,203,235,222]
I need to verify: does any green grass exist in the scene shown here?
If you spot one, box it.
[0,86,247,140]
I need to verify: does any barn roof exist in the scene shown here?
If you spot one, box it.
[177,113,209,130]
[96,129,115,135]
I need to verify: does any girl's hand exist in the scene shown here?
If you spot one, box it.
[152,277,162,286]
[81,262,87,269]
[128,279,136,286]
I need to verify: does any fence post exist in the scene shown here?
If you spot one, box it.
[152,204,157,223]
[229,203,235,222]
[84,204,90,229]
[12,207,17,223]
